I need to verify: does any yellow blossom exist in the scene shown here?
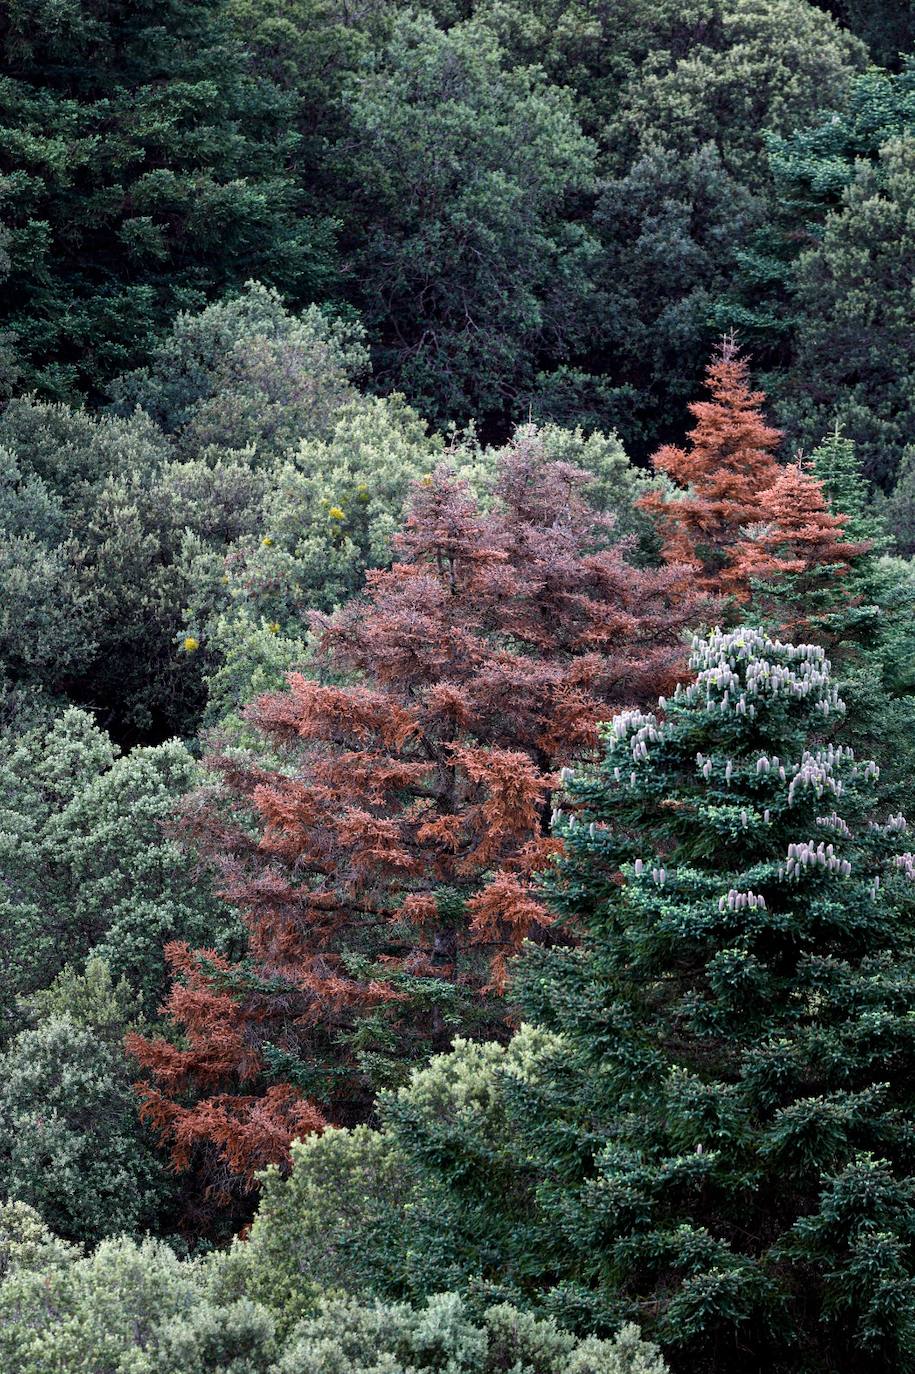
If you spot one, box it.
[268,622,280,635]
[182,636,199,653]
[328,506,345,521]
[262,535,274,547]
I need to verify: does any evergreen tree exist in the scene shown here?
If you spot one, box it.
[454,0,866,187]
[886,455,915,558]
[248,630,915,1371]
[605,0,865,189]
[521,629,915,1363]
[797,431,915,819]
[713,58,915,367]
[0,0,335,400]
[0,437,91,694]
[0,1208,668,1374]
[780,135,915,490]
[810,425,890,548]
[0,1014,171,1245]
[580,141,764,456]
[128,434,712,1208]
[108,282,366,456]
[638,344,783,586]
[0,288,375,741]
[0,1227,279,1372]
[727,460,868,626]
[518,630,915,1367]
[812,2,915,68]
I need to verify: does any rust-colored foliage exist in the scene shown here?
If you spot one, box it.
[638,345,870,632]
[639,340,783,586]
[131,432,714,1200]
[726,461,870,623]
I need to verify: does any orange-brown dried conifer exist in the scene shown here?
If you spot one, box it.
[130,431,715,1205]
[639,340,783,586]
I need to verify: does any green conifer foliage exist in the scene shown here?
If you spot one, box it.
[714,59,915,404]
[886,456,915,558]
[251,630,915,1372]
[810,425,890,548]
[0,0,336,400]
[334,11,598,433]
[519,629,915,1365]
[774,431,915,815]
[781,135,915,490]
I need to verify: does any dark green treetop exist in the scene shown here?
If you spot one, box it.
[713,57,915,369]
[0,0,336,400]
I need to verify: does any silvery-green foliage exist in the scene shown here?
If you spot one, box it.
[0,707,236,1035]
[0,1017,172,1243]
[110,282,368,458]
[0,1200,79,1281]
[0,434,92,682]
[196,392,444,630]
[0,397,170,499]
[280,1296,667,1374]
[0,1223,668,1374]
[0,1234,277,1374]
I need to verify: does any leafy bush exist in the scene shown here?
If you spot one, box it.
[0,707,236,1031]
[0,1015,172,1243]
[0,1207,667,1374]
[109,283,368,456]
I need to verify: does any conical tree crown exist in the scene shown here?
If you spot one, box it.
[638,348,782,583]
[811,425,891,548]
[726,461,870,623]
[522,628,915,1367]
[549,629,884,998]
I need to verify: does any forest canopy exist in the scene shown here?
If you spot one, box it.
[2,2,915,1371]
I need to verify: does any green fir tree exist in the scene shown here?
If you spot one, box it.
[247,630,915,1372]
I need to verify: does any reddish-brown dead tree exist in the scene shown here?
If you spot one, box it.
[726,460,871,628]
[129,431,716,1204]
[638,341,783,586]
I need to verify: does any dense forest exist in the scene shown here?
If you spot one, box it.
[2,0,915,1369]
